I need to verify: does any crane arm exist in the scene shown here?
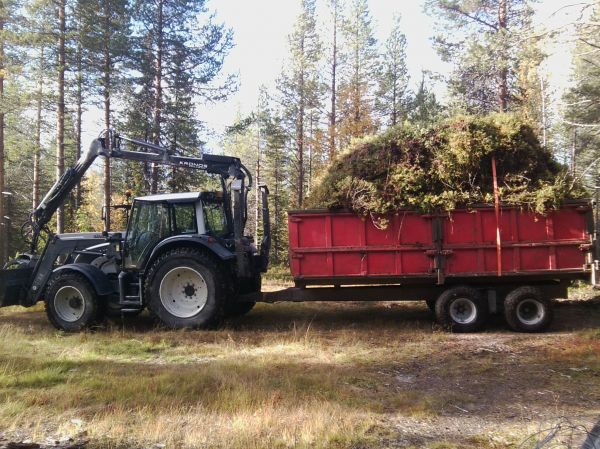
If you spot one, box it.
[24,131,251,253]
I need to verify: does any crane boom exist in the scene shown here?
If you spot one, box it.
[25,131,252,253]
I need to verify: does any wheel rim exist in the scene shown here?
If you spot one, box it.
[516,299,545,326]
[54,286,86,323]
[449,297,477,324]
[159,266,208,318]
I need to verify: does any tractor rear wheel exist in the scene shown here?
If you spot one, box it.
[145,248,225,329]
[45,272,101,332]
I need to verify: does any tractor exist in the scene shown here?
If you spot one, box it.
[0,131,270,331]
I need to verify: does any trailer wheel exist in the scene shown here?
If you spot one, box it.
[45,272,101,332]
[435,286,488,332]
[145,248,225,329]
[504,286,552,332]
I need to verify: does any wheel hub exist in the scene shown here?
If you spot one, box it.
[516,299,545,325]
[449,297,477,324]
[54,286,86,323]
[183,283,197,297]
[159,267,208,318]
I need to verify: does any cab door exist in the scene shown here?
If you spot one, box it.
[123,200,170,270]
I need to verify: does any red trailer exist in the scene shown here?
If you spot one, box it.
[252,201,596,332]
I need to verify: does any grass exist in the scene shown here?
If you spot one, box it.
[0,285,599,448]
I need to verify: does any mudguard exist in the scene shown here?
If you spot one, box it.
[143,235,234,270]
[53,263,116,296]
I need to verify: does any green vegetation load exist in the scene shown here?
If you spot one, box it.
[307,114,586,220]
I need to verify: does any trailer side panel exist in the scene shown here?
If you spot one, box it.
[288,203,592,285]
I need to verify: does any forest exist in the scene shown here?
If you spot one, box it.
[0,0,599,268]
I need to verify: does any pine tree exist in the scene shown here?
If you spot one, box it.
[26,0,55,211]
[133,0,235,194]
[263,114,289,265]
[0,0,15,262]
[55,0,66,233]
[77,0,131,231]
[375,15,409,127]
[409,72,445,126]
[326,0,343,160]
[426,0,540,115]
[337,0,378,147]
[563,4,600,188]
[277,0,322,208]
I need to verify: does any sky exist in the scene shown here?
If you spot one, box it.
[82,0,587,149]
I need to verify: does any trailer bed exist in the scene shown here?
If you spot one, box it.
[287,202,593,286]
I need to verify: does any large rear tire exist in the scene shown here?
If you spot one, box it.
[504,286,552,332]
[45,272,101,332]
[145,248,225,329]
[434,286,488,333]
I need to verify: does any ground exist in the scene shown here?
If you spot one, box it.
[0,281,599,449]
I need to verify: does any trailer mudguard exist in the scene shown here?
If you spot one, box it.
[143,235,235,270]
[52,264,116,296]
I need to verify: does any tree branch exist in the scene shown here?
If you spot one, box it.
[439,4,498,31]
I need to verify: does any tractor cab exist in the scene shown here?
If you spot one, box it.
[123,191,232,270]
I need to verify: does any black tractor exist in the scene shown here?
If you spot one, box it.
[0,131,270,331]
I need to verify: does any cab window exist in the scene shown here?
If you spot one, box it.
[203,201,228,237]
[172,203,197,235]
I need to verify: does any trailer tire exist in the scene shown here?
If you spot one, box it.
[45,272,101,332]
[145,248,225,329]
[504,286,552,332]
[435,286,488,333]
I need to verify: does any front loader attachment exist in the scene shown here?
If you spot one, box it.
[0,267,33,307]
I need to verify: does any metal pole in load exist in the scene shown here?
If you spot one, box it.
[492,155,502,276]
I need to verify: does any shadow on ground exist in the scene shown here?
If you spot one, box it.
[1,295,599,334]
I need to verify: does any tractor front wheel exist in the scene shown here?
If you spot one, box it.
[45,272,101,332]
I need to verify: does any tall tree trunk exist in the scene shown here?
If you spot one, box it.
[308,112,313,194]
[497,0,508,112]
[56,0,66,234]
[33,47,43,209]
[571,128,577,176]
[296,63,305,208]
[0,9,6,264]
[391,75,398,126]
[103,0,111,231]
[540,76,547,146]
[151,0,164,194]
[328,0,338,160]
[75,38,83,209]
[254,128,260,245]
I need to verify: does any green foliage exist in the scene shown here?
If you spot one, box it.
[426,0,543,118]
[563,5,600,190]
[375,15,409,127]
[306,114,585,220]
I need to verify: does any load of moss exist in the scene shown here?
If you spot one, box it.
[306,114,586,222]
